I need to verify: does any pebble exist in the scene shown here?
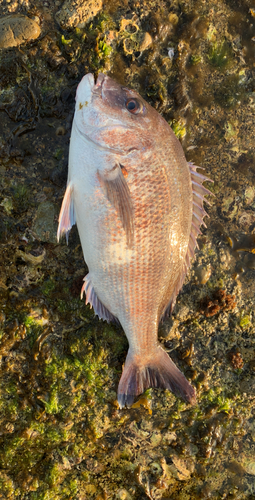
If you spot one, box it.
[168,47,175,59]
[175,304,190,320]
[242,460,255,476]
[244,186,255,205]
[0,15,41,49]
[195,264,211,285]
[116,489,132,500]
[139,32,153,52]
[55,0,103,29]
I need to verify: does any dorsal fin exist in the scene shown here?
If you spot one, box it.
[185,163,213,263]
[161,162,213,319]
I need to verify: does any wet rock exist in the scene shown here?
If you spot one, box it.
[55,0,103,29]
[241,459,255,476]
[0,15,41,49]
[240,377,255,395]
[32,201,58,243]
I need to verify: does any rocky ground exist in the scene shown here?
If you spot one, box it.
[0,0,255,498]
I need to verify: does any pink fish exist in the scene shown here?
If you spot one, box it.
[57,73,211,408]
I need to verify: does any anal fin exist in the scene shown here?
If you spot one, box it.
[81,273,119,324]
[57,182,76,243]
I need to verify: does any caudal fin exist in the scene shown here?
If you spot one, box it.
[117,346,196,409]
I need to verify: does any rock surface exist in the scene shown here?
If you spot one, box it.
[55,0,103,29]
[0,15,40,49]
[32,201,58,243]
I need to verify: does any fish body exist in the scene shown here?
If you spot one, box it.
[57,73,211,408]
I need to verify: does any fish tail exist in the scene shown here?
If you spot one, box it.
[117,346,196,409]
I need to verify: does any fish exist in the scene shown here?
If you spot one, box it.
[57,73,211,408]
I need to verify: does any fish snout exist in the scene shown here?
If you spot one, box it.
[76,73,95,104]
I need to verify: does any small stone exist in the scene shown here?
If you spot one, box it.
[168,13,179,25]
[176,304,190,320]
[55,0,103,29]
[0,15,41,49]
[168,47,175,59]
[139,32,153,52]
[242,460,255,476]
[150,432,161,447]
[244,186,255,205]
[116,489,132,500]
[195,264,211,285]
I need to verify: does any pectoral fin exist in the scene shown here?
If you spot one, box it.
[57,182,76,243]
[98,164,134,247]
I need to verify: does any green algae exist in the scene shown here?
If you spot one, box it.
[61,35,73,46]
[190,54,202,65]
[41,279,55,297]
[208,40,232,68]
[239,311,251,328]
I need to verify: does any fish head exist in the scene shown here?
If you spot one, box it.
[74,73,170,160]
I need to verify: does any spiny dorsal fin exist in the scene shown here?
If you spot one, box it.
[186,162,213,265]
[161,162,213,318]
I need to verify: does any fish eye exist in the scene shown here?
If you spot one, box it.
[125,98,142,114]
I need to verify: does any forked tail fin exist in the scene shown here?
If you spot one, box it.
[118,346,196,409]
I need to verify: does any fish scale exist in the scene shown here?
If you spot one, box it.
[57,73,212,408]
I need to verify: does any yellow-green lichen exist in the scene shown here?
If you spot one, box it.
[170,119,186,140]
